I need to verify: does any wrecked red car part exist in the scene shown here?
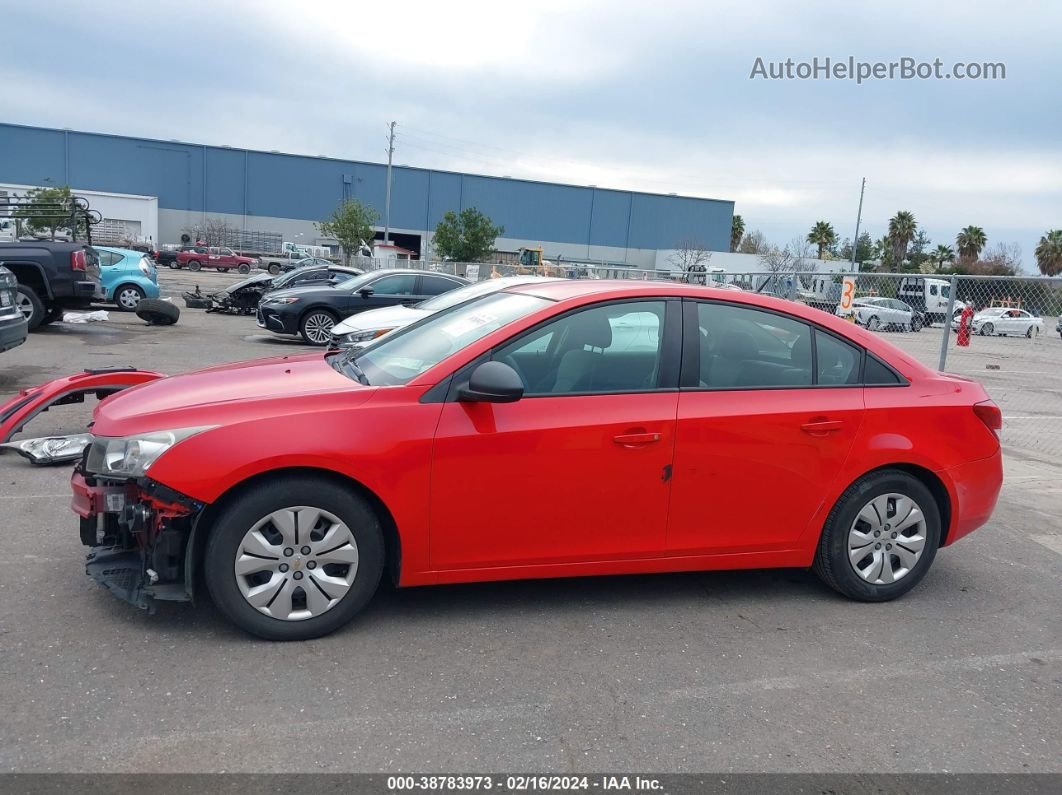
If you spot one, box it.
[73,467,205,611]
[0,367,165,444]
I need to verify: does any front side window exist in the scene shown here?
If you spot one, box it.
[695,303,813,388]
[369,274,417,295]
[492,301,667,396]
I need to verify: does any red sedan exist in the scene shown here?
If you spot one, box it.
[72,281,1003,640]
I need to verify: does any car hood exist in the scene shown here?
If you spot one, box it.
[92,354,373,436]
[264,284,346,301]
[332,304,427,335]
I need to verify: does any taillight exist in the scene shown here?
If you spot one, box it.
[70,250,86,271]
[973,400,1002,438]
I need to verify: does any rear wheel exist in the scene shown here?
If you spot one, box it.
[911,316,923,332]
[268,263,281,275]
[299,309,337,345]
[188,260,202,272]
[15,285,46,330]
[813,470,940,601]
[204,477,384,640]
[114,283,146,312]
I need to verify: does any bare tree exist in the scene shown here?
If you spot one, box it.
[183,216,239,247]
[669,239,712,284]
[738,229,768,255]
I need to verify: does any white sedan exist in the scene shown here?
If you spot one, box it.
[957,308,1044,338]
[329,275,561,350]
[837,297,923,332]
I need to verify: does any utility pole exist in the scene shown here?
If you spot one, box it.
[384,121,396,245]
[850,177,866,272]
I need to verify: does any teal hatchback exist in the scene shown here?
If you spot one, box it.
[95,246,160,311]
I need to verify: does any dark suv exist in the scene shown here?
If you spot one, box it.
[0,241,102,329]
[0,265,28,352]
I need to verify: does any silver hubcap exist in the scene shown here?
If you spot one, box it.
[16,293,33,320]
[848,493,927,585]
[868,316,880,331]
[234,506,359,621]
[304,313,334,344]
[118,288,142,309]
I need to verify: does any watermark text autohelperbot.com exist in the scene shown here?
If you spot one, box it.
[750,57,1005,83]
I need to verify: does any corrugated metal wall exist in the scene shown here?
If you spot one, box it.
[0,123,734,252]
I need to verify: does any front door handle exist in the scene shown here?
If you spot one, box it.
[613,432,662,447]
[800,419,843,435]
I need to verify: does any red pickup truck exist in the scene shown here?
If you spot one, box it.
[175,246,258,273]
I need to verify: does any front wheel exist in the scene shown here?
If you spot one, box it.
[1026,325,1037,338]
[300,309,337,345]
[813,470,940,601]
[981,322,993,336]
[203,477,385,640]
[866,315,881,332]
[911,316,923,332]
[238,263,251,274]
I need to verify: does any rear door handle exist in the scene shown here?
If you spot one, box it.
[613,432,662,446]
[800,419,843,434]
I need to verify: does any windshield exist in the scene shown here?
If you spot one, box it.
[941,285,951,298]
[338,291,550,386]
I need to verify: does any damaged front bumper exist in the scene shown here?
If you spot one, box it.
[72,465,205,612]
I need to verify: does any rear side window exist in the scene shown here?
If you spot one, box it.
[695,303,813,389]
[421,275,463,296]
[815,331,860,385]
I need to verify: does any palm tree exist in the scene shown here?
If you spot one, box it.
[932,244,954,269]
[729,215,745,252]
[1035,229,1062,276]
[887,211,917,270]
[956,226,987,263]
[807,220,837,259]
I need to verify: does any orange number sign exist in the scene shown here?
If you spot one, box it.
[840,277,856,312]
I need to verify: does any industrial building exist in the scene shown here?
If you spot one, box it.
[0,123,734,268]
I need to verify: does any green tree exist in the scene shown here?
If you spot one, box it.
[13,185,79,240]
[806,220,837,259]
[956,225,987,264]
[839,231,874,266]
[907,230,932,269]
[432,207,503,262]
[1034,230,1062,276]
[729,214,745,252]
[932,244,954,269]
[887,210,917,269]
[316,199,379,264]
[737,229,767,254]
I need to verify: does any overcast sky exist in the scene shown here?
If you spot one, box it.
[2,0,1059,269]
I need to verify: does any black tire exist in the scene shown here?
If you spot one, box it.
[238,263,251,275]
[113,283,146,312]
[268,263,281,275]
[1025,326,1035,338]
[911,316,923,332]
[168,262,178,269]
[813,470,941,602]
[38,306,64,326]
[299,308,338,345]
[204,476,384,641]
[15,285,46,330]
[135,298,180,325]
[866,315,881,332]
[981,322,993,336]
[188,260,202,272]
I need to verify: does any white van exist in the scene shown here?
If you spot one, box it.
[898,277,964,325]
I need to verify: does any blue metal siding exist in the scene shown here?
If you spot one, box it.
[0,124,734,251]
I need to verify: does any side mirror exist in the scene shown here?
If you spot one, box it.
[458,361,524,403]
[358,287,375,298]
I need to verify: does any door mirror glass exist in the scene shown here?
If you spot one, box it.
[358,287,375,298]
[458,361,524,403]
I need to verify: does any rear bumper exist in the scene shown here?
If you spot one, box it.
[941,450,1003,546]
[0,315,28,352]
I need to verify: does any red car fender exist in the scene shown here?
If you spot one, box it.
[0,368,166,443]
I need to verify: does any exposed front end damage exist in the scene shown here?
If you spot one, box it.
[72,464,204,611]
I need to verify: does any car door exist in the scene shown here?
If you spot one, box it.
[666,300,865,555]
[428,299,681,570]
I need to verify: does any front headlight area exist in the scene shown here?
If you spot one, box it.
[343,327,396,344]
[85,426,216,479]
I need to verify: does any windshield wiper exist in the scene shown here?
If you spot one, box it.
[341,352,370,385]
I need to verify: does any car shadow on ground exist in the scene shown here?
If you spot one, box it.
[93,566,837,642]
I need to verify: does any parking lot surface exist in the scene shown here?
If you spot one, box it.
[0,270,1059,772]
